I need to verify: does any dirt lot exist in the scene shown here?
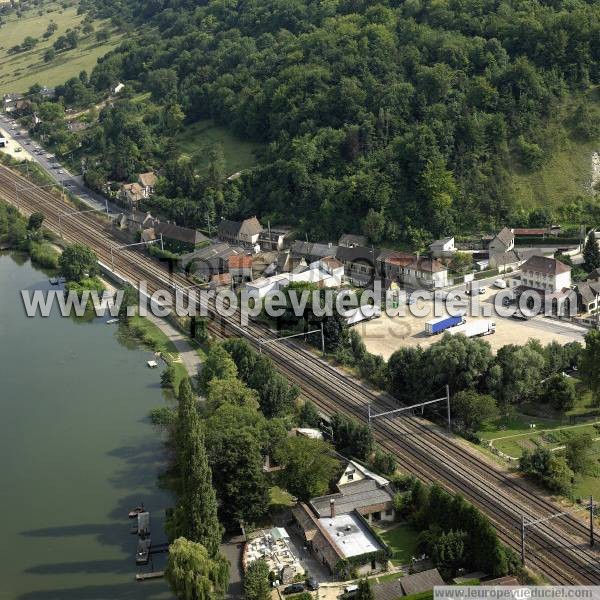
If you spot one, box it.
[357,288,589,358]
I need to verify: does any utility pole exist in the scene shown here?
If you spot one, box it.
[446,384,451,432]
[521,514,526,565]
[320,322,325,357]
[590,495,595,548]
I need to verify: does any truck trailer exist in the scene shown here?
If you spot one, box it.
[448,319,496,338]
[424,314,466,335]
[344,304,381,326]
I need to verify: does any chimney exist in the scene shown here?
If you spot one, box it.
[330,499,336,518]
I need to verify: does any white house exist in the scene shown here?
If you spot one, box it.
[429,236,455,258]
[517,255,571,292]
[488,227,515,256]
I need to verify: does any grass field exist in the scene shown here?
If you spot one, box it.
[176,119,263,175]
[376,523,420,566]
[0,1,122,94]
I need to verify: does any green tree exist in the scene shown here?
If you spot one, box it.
[331,413,373,460]
[580,330,600,406]
[206,378,260,412]
[117,284,138,321]
[165,537,229,600]
[452,390,499,433]
[371,449,396,475]
[200,344,238,390]
[356,579,374,600]
[170,379,223,555]
[27,212,44,231]
[565,433,595,475]
[583,234,600,272]
[244,559,271,600]
[539,374,576,411]
[298,400,321,427]
[387,346,424,403]
[58,242,98,281]
[274,436,339,501]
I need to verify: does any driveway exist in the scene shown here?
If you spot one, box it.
[221,535,245,599]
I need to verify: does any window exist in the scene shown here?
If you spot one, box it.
[347,473,354,481]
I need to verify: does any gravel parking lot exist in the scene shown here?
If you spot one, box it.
[357,288,589,358]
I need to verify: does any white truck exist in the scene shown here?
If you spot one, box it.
[448,319,496,338]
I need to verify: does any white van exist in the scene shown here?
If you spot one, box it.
[494,279,507,289]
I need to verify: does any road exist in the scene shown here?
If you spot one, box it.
[0,113,120,213]
[2,164,600,585]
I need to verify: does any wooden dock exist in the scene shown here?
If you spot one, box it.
[136,570,164,581]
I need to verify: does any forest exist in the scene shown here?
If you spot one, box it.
[39,0,600,242]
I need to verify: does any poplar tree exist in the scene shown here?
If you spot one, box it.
[170,378,223,557]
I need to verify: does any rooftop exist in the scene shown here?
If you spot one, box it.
[521,255,571,275]
[311,479,394,517]
[317,512,383,558]
[229,254,253,269]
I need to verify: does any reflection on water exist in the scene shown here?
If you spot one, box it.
[0,253,172,600]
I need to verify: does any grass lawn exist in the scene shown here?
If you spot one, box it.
[125,315,188,389]
[177,119,263,175]
[372,571,404,584]
[269,486,295,510]
[376,523,420,566]
[0,1,123,94]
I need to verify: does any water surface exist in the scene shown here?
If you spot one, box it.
[0,254,172,600]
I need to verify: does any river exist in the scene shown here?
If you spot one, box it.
[0,253,173,600]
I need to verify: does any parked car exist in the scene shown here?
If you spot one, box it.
[494,279,507,289]
[466,286,485,295]
[511,310,532,320]
[306,578,320,591]
[283,584,305,595]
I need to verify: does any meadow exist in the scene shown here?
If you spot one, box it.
[0,1,122,94]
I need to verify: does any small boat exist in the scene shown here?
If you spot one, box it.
[128,505,144,519]
[49,278,59,285]
[147,360,158,368]
[106,318,119,325]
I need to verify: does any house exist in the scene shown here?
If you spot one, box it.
[517,255,571,292]
[379,252,448,290]
[181,243,245,280]
[218,216,262,246]
[339,233,368,248]
[111,82,125,95]
[429,236,455,259]
[576,279,600,314]
[258,227,291,251]
[67,121,91,133]
[336,246,380,287]
[291,503,388,577]
[209,272,232,290]
[371,569,445,600]
[39,86,56,99]
[138,172,157,198]
[488,227,515,256]
[120,182,145,209]
[291,241,338,264]
[154,222,209,253]
[310,460,396,524]
[512,228,546,237]
[2,93,22,113]
[126,211,155,234]
[275,251,292,274]
[489,248,523,271]
[228,254,253,282]
[309,256,344,283]
[141,228,157,244]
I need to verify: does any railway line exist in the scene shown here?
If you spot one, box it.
[2,164,600,584]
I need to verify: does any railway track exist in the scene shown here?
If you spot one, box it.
[2,164,600,584]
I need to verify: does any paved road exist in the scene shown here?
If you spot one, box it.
[0,113,120,213]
